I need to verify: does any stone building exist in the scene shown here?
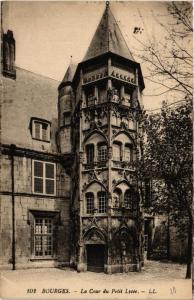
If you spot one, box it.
[57,3,145,273]
[0,3,72,270]
[0,2,187,272]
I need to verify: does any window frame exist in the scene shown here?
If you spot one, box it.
[32,119,51,142]
[124,143,133,162]
[124,189,132,210]
[34,216,54,258]
[98,143,108,162]
[29,210,60,260]
[124,189,137,211]
[85,192,95,214]
[86,144,95,164]
[32,160,56,196]
[97,191,107,213]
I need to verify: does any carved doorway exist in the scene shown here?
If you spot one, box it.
[86,244,105,272]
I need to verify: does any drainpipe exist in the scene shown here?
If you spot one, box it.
[10,144,16,270]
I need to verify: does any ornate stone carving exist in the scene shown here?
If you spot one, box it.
[88,170,99,182]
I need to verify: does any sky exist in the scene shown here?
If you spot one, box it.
[2,1,188,110]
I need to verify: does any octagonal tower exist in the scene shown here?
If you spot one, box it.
[58,2,145,273]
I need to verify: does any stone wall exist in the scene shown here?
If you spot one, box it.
[0,195,71,269]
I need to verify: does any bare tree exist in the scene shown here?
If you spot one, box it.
[134,2,192,98]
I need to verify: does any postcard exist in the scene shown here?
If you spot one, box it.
[0,1,192,299]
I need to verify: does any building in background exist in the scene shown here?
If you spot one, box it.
[0,2,187,272]
[0,2,72,270]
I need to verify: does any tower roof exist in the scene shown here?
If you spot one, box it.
[58,61,77,90]
[62,62,77,83]
[83,3,135,62]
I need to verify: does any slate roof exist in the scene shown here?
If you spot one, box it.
[61,62,77,83]
[83,4,135,62]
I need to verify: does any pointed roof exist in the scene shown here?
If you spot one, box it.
[62,62,77,83]
[83,3,135,62]
[58,61,77,90]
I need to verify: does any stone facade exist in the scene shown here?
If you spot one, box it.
[0,28,72,269]
[57,4,145,273]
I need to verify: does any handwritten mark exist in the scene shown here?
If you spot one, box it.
[170,286,176,295]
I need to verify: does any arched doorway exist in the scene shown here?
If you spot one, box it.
[83,228,107,272]
[86,244,105,272]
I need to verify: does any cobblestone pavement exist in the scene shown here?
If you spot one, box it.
[0,260,191,300]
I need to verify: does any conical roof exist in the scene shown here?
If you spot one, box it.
[62,62,77,83]
[83,4,135,62]
[58,61,77,90]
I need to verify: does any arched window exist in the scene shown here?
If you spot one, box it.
[86,193,94,214]
[86,144,94,164]
[98,143,107,162]
[113,142,122,161]
[113,188,122,208]
[97,191,107,213]
[124,189,136,210]
[124,143,133,162]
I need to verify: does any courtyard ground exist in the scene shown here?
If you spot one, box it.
[0,260,192,300]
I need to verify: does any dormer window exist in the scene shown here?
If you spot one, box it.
[31,118,51,142]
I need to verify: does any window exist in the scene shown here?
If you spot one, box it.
[113,142,122,161]
[86,86,95,106]
[124,144,133,162]
[86,144,94,164]
[33,160,56,195]
[63,112,71,126]
[32,119,50,142]
[98,191,107,213]
[86,193,94,214]
[124,189,137,210]
[124,190,132,209]
[98,143,107,162]
[34,217,53,257]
